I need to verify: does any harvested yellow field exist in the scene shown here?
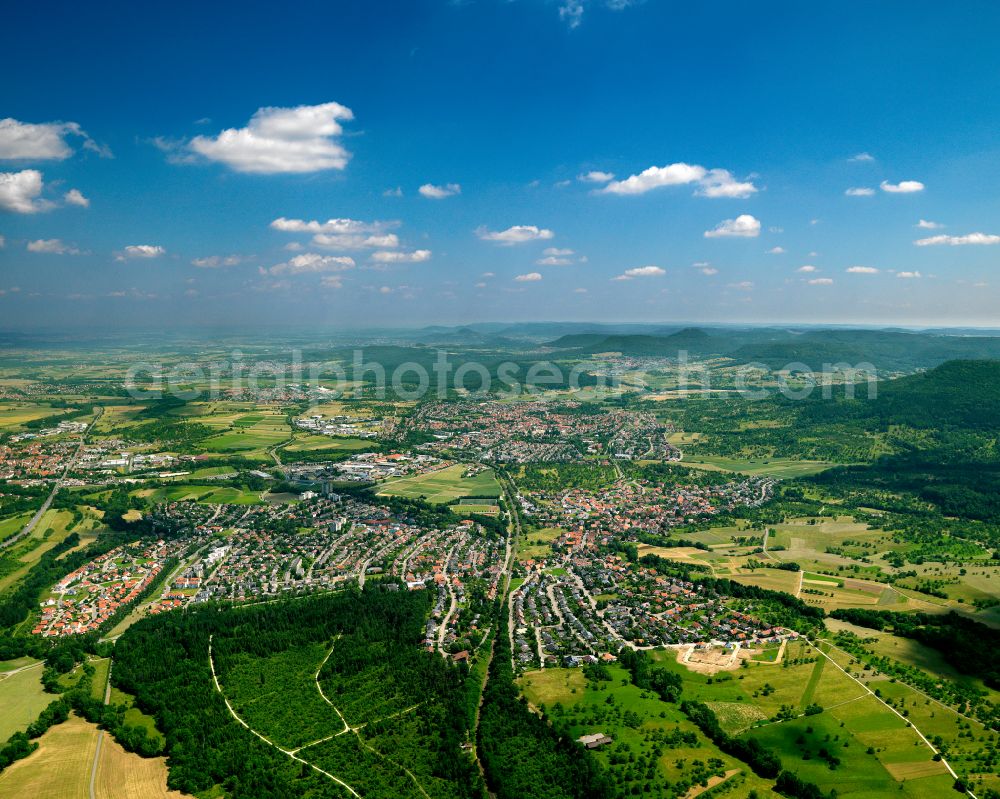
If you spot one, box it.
[0,713,97,799]
[94,730,191,799]
[0,715,192,799]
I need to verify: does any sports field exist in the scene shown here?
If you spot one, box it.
[377,464,501,503]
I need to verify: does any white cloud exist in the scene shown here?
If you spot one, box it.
[0,118,109,161]
[897,271,922,279]
[917,219,943,229]
[270,216,393,235]
[321,276,345,289]
[312,232,400,250]
[578,170,614,183]
[574,287,588,293]
[536,256,573,266]
[383,187,403,197]
[192,255,243,268]
[848,152,875,162]
[880,179,924,194]
[600,162,706,195]
[27,238,80,255]
[370,249,431,263]
[476,225,554,245]
[0,235,4,248]
[0,169,52,213]
[418,182,461,199]
[559,0,584,27]
[515,272,543,282]
[189,102,354,174]
[728,280,754,290]
[846,266,879,274]
[64,188,89,207]
[269,252,355,275]
[695,169,758,199]
[914,232,1000,246]
[704,214,761,238]
[537,246,578,265]
[614,265,665,280]
[766,246,785,254]
[808,277,834,285]
[696,264,719,275]
[845,187,875,197]
[600,162,757,198]
[120,244,165,259]
[797,265,818,273]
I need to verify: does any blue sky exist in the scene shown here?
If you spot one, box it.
[1,0,999,328]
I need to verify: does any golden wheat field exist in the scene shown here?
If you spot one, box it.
[0,714,191,799]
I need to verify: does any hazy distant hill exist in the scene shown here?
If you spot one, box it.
[732,330,1000,372]
[415,327,521,348]
[543,327,1000,372]
[546,327,720,356]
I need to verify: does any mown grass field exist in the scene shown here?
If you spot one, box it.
[0,660,50,742]
[377,464,501,504]
[132,483,262,505]
[282,434,372,453]
[680,455,836,478]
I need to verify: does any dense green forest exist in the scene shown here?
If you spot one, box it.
[111,587,483,799]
